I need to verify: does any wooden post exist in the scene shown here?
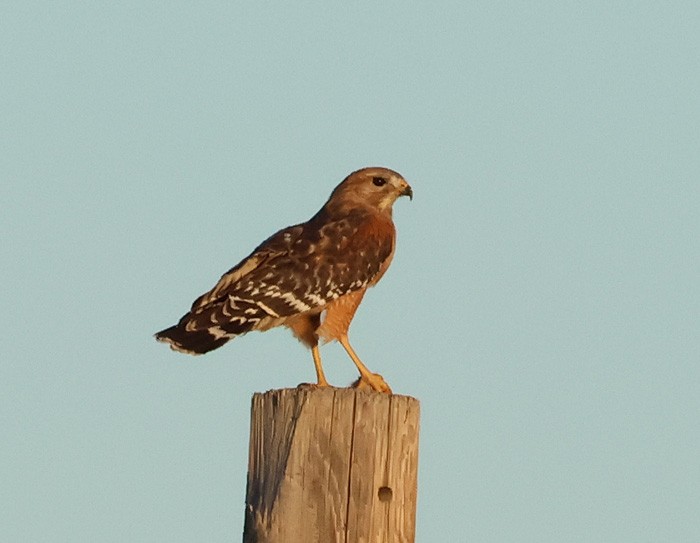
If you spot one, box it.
[243,388,420,543]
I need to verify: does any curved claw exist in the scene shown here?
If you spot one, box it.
[338,335,393,394]
[352,373,393,394]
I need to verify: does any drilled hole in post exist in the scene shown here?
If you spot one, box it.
[378,486,393,502]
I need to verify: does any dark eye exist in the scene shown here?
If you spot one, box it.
[372,176,387,187]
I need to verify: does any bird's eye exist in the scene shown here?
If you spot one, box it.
[372,176,387,187]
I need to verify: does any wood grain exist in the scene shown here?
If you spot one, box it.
[243,388,420,543]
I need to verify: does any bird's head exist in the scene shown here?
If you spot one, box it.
[329,167,413,214]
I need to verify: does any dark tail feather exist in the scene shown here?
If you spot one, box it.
[154,325,230,355]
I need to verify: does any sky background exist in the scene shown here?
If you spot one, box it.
[2,1,699,541]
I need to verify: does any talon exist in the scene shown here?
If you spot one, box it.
[352,373,392,394]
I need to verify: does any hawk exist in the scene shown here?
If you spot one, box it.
[154,167,412,393]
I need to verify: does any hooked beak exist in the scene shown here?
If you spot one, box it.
[402,184,413,201]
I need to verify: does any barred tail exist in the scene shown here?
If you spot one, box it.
[155,295,280,355]
[154,325,234,355]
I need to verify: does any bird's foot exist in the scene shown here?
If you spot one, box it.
[351,373,393,394]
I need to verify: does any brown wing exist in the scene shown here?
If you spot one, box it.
[156,209,395,353]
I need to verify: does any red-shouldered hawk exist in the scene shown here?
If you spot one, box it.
[154,167,412,394]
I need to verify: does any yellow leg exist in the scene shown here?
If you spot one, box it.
[338,335,392,394]
[312,345,330,387]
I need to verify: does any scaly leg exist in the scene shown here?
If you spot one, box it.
[338,335,392,394]
[312,344,330,387]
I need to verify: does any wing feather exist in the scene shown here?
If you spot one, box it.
[191,224,304,309]
[176,209,394,335]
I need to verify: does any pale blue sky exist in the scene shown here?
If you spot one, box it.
[2,2,699,541]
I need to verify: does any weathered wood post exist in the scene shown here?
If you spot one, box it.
[243,388,420,543]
